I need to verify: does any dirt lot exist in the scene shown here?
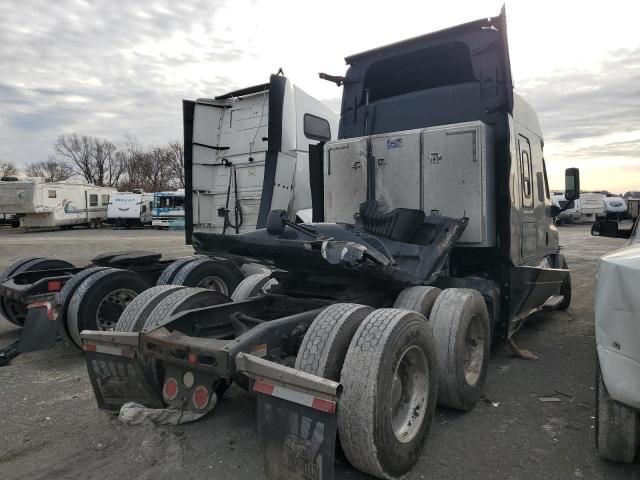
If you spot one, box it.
[0,225,638,479]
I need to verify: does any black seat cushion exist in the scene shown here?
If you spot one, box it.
[358,200,425,242]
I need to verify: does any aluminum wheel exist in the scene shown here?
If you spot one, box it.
[196,275,228,295]
[390,345,430,443]
[96,288,137,330]
[464,314,485,386]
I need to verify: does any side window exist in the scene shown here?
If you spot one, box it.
[536,172,545,203]
[542,158,550,200]
[48,190,57,198]
[303,114,331,141]
[89,194,98,207]
[141,205,146,213]
[175,196,185,208]
[519,135,533,209]
[101,194,109,206]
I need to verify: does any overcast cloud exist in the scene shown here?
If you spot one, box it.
[1,0,639,192]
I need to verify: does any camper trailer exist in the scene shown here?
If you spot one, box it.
[0,178,115,230]
[106,191,154,227]
[603,196,627,221]
[578,192,605,223]
[152,190,185,228]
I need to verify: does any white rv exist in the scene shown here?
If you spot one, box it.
[578,192,605,222]
[107,191,154,227]
[0,178,116,230]
[603,196,627,221]
[152,190,185,228]
[186,74,339,235]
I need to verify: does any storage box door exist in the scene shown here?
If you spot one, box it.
[422,125,489,245]
[323,141,368,223]
[370,132,421,211]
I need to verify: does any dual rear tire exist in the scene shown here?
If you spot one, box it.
[295,287,490,478]
[157,256,243,297]
[296,304,438,479]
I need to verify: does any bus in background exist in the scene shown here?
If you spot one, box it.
[152,189,185,229]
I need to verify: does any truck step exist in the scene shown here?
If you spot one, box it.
[541,295,564,311]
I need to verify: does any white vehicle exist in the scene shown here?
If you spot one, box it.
[603,196,627,221]
[186,74,338,236]
[592,218,640,463]
[107,191,154,227]
[578,192,605,223]
[152,190,185,228]
[551,192,580,224]
[0,178,115,230]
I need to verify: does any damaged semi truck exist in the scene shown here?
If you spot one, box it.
[80,9,577,480]
[0,74,337,363]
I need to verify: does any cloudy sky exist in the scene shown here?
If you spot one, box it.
[1,0,639,192]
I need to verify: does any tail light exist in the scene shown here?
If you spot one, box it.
[47,280,62,292]
[193,386,210,410]
[163,377,178,401]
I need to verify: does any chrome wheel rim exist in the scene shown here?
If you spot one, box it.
[390,345,429,443]
[464,314,485,386]
[96,289,137,330]
[197,276,228,295]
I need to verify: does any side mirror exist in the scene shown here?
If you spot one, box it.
[565,168,580,202]
[592,220,623,238]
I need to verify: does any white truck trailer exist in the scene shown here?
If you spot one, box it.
[0,178,115,230]
[107,191,154,227]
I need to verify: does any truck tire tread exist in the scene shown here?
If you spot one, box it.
[429,288,490,411]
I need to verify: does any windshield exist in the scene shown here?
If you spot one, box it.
[154,196,184,210]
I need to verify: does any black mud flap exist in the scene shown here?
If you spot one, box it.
[236,353,341,480]
[83,337,164,410]
[256,392,338,480]
[18,302,60,353]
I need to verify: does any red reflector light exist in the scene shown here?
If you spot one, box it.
[163,377,178,401]
[193,386,209,410]
[47,280,62,292]
[187,353,198,365]
[84,343,97,352]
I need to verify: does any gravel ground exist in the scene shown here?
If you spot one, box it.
[0,224,638,479]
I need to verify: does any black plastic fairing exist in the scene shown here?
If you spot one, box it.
[183,100,195,244]
[339,7,512,140]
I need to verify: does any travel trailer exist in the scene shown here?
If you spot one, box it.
[578,192,605,223]
[152,190,185,228]
[106,191,154,227]
[603,196,627,220]
[0,178,115,230]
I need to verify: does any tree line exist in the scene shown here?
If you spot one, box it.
[1,134,184,192]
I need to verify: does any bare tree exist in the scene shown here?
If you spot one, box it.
[0,160,18,177]
[25,158,74,182]
[53,134,94,182]
[166,141,185,189]
[52,134,123,187]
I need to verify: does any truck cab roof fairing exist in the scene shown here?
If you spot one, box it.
[338,7,513,140]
